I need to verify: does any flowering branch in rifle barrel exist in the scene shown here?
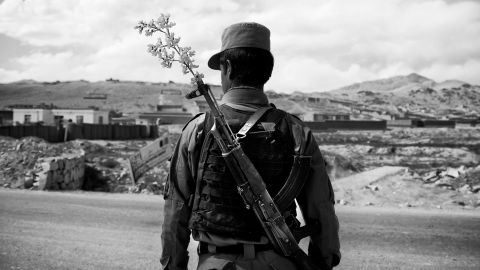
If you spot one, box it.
[134,14,204,85]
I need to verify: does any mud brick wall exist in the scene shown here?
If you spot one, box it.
[34,150,85,190]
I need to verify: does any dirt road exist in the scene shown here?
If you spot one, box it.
[0,189,479,270]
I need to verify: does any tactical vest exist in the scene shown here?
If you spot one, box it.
[188,105,301,240]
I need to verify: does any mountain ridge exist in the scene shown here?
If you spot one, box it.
[325,73,469,94]
[1,74,479,119]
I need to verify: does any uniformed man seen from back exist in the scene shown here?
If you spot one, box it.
[161,22,341,270]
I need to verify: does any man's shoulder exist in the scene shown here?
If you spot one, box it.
[268,106,306,126]
[182,113,207,136]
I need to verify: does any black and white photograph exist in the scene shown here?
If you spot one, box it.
[0,0,479,269]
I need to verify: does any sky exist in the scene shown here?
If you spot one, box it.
[0,0,479,93]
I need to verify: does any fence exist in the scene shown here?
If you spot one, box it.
[387,119,413,128]
[412,120,456,128]
[0,124,158,142]
[304,120,387,132]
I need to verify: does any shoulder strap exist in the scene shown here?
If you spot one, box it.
[236,106,273,139]
[189,111,212,209]
[273,155,311,210]
[238,107,313,211]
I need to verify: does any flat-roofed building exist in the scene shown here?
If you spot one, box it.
[12,108,54,125]
[52,108,109,124]
[313,113,350,121]
[137,112,192,126]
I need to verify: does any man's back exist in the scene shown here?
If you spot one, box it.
[160,21,340,270]
[161,87,340,270]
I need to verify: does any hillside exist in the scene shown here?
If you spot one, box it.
[309,73,480,119]
[0,80,222,114]
[1,74,479,119]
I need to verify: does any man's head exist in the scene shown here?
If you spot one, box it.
[208,22,274,91]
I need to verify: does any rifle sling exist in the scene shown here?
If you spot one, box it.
[273,155,312,211]
[237,106,313,214]
[236,106,273,139]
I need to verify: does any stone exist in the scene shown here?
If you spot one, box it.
[57,160,64,170]
[16,143,23,151]
[472,185,480,193]
[435,177,454,188]
[66,182,74,190]
[458,184,471,194]
[12,178,25,189]
[399,202,412,208]
[73,176,82,189]
[49,182,59,190]
[63,171,71,184]
[24,177,34,189]
[49,160,58,171]
[422,171,438,182]
[37,171,52,190]
[53,172,63,184]
[39,162,51,172]
[444,167,460,178]
[65,160,73,170]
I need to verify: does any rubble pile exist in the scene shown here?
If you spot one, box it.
[0,136,79,189]
[79,140,169,194]
[416,166,480,194]
[314,128,480,148]
[0,136,170,194]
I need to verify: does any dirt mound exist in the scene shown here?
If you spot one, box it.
[333,166,480,209]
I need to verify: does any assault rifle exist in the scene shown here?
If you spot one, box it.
[185,80,320,270]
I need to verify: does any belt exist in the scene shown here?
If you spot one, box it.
[198,242,273,256]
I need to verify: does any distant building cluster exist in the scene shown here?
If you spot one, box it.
[130,86,224,126]
[1,84,478,130]
[10,107,109,125]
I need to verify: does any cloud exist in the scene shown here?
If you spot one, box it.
[0,0,479,92]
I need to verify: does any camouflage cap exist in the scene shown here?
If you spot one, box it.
[208,22,271,70]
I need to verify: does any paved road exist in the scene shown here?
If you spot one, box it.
[0,189,479,270]
[334,207,480,270]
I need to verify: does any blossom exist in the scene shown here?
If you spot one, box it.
[135,13,204,82]
[191,72,204,85]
